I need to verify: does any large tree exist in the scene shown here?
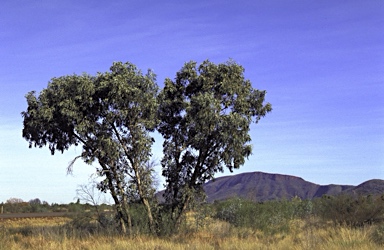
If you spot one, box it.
[158,60,272,227]
[22,62,158,233]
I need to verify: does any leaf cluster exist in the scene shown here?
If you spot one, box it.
[21,59,271,234]
[158,60,271,211]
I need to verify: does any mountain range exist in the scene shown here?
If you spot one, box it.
[202,171,384,202]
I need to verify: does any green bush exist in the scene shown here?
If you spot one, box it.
[314,194,384,227]
[213,198,299,235]
[129,203,152,235]
[370,223,384,245]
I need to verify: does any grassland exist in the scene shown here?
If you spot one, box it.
[1,215,383,250]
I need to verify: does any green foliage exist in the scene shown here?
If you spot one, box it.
[212,197,316,235]
[314,194,384,227]
[20,59,272,235]
[67,202,83,213]
[154,205,176,236]
[21,61,159,233]
[68,209,118,236]
[371,224,384,245]
[290,196,313,219]
[2,195,383,248]
[158,60,272,226]
[1,198,50,213]
[213,198,293,234]
[212,194,384,236]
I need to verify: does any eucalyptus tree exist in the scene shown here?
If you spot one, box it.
[158,60,272,227]
[22,62,158,234]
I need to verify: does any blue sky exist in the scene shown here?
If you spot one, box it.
[0,0,383,204]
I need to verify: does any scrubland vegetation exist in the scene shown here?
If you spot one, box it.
[1,194,383,249]
[20,60,272,234]
[14,60,383,248]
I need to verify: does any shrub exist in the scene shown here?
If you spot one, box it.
[213,198,296,235]
[370,223,384,245]
[314,194,384,227]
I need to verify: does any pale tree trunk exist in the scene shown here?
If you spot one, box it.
[112,164,133,235]
[111,124,155,233]
[101,162,132,234]
[134,164,155,233]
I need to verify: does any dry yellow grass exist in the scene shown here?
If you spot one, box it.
[0,217,382,250]
[1,217,70,228]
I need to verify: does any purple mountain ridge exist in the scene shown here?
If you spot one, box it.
[202,171,384,202]
[156,171,384,203]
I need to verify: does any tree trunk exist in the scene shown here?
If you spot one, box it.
[101,161,132,234]
[142,197,155,233]
[134,164,155,233]
[173,194,191,232]
[112,124,155,233]
[112,164,132,235]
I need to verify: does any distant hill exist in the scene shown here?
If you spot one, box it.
[343,179,384,196]
[202,171,383,202]
[156,171,384,203]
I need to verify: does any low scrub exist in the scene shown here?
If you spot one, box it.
[1,194,383,249]
[314,194,384,227]
[1,216,383,250]
[212,197,313,235]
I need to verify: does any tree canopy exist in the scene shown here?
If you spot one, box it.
[157,60,272,226]
[22,62,159,233]
[22,59,271,234]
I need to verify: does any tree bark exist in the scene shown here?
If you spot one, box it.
[100,161,132,234]
[134,163,155,233]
